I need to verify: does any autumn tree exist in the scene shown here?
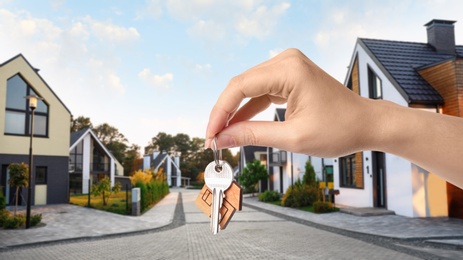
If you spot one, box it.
[91,176,121,206]
[7,163,28,215]
[124,144,142,176]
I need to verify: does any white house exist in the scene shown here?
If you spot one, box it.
[143,150,181,187]
[334,19,463,218]
[69,128,124,194]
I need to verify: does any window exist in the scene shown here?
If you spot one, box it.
[35,166,47,184]
[340,152,364,188]
[69,141,83,172]
[4,74,49,136]
[368,67,382,99]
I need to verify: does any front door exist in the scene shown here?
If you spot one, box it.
[372,152,387,208]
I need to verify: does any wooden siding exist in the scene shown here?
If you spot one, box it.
[354,152,364,188]
[418,60,463,117]
[352,57,360,95]
[418,59,463,219]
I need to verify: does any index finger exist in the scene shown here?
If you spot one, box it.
[205,48,307,147]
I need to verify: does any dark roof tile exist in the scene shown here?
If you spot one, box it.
[359,38,462,104]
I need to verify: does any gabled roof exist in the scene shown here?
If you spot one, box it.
[1,54,72,114]
[69,128,122,165]
[70,128,89,146]
[151,153,181,172]
[357,38,463,105]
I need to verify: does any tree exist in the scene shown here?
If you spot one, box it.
[239,160,268,196]
[71,116,93,132]
[145,132,174,154]
[90,176,121,206]
[7,163,28,215]
[94,123,128,163]
[302,160,317,188]
[124,144,142,176]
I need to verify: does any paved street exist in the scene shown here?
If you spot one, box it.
[1,189,463,259]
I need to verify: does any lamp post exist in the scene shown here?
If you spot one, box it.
[24,94,42,229]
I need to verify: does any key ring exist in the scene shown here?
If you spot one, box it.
[212,137,222,170]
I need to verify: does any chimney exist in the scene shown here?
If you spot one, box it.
[153,149,160,158]
[424,19,456,54]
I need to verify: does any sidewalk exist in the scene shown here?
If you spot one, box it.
[0,190,178,249]
[243,196,463,247]
[1,188,463,250]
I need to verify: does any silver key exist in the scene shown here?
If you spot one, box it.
[204,160,233,234]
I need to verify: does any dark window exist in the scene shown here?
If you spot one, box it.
[340,153,364,189]
[35,166,47,184]
[368,67,382,99]
[69,141,83,173]
[4,74,49,136]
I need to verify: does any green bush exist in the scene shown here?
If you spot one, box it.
[3,214,25,229]
[258,190,281,202]
[0,187,5,210]
[281,181,319,208]
[134,179,169,213]
[313,201,334,213]
[31,213,42,227]
[0,209,11,227]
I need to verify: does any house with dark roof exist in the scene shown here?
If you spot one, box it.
[143,150,181,187]
[0,54,71,206]
[69,128,124,194]
[334,19,463,218]
[264,108,334,193]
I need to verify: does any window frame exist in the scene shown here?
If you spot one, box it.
[339,153,364,189]
[4,74,49,137]
[368,66,383,100]
[35,166,47,184]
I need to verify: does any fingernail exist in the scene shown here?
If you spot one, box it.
[217,134,235,149]
[204,138,211,149]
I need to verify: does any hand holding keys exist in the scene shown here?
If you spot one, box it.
[195,138,243,235]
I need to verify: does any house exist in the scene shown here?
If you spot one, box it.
[0,54,71,206]
[143,150,181,187]
[69,128,124,194]
[334,19,463,218]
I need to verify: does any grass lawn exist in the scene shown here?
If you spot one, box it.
[267,199,339,214]
[70,191,131,215]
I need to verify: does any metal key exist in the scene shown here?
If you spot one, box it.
[204,160,233,234]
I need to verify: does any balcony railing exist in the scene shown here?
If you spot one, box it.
[69,163,83,173]
[91,162,110,173]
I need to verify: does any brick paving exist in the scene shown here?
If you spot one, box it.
[0,188,462,259]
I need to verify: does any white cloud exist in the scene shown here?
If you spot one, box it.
[235,2,290,39]
[141,0,290,42]
[83,16,140,44]
[137,0,164,19]
[138,68,174,90]
[187,19,226,41]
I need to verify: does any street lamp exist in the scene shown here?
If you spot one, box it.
[24,94,43,229]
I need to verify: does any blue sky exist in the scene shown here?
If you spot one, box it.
[1,0,462,151]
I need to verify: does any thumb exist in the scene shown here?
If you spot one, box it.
[214,121,290,149]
